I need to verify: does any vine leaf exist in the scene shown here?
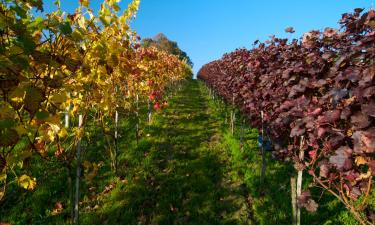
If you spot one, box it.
[329,146,353,171]
[0,129,19,147]
[285,27,295,33]
[353,128,375,153]
[80,0,90,7]
[297,191,318,212]
[351,112,371,129]
[24,87,44,116]
[355,156,367,166]
[18,175,37,190]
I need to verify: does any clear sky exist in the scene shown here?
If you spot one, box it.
[42,0,374,76]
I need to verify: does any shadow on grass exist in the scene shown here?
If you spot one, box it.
[81,80,248,225]
[209,82,362,225]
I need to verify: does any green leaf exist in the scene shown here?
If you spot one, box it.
[27,16,44,31]
[35,110,49,120]
[0,129,19,147]
[9,54,29,70]
[0,119,16,129]
[10,5,27,19]
[16,34,37,54]
[59,21,72,35]
[54,0,61,8]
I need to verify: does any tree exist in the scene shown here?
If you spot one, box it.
[142,33,193,68]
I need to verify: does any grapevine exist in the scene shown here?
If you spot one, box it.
[198,8,375,224]
[0,0,191,208]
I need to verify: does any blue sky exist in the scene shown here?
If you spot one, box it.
[42,0,374,75]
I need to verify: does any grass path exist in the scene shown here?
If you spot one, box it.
[1,79,365,225]
[96,79,363,225]
[87,80,253,224]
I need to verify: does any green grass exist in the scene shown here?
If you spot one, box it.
[0,79,371,224]
[203,82,370,225]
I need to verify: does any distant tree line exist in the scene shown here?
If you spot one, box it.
[142,33,193,68]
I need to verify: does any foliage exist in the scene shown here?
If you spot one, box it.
[0,0,190,204]
[198,8,375,224]
[142,33,194,68]
[0,80,251,224]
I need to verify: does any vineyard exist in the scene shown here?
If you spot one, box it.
[198,8,375,225]
[0,0,374,225]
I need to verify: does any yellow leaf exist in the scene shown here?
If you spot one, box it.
[18,175,37,190]
[80,0,90,7]
[0,102,15,119]
[78,16,86,30]
[48,123,60,134]
[355,156,367,166]
[58,127,68,138]
[83,161,91,173]
[9,86,26,103]
[47,130,55,142]
[15,125,27,136]
[0,185,4,201]
[71,29,84,41]
[9,45,24,55]
[46,115,61,124]
[73,127,84,139]
[50,92,68,105]
[356,171,372,181]
[0,173,6,182]
[24,87,44,115]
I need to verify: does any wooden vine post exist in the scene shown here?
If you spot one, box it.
[114,110,119,173]
[113,84,119,173]
[65,106,69,128]
[148,98,152,124]
[74,115,83,225]
[290,136,305,225]
[296,136,305,225]
[64,103,74,220]
[291,177,297,225]
[65,102,74,221]
[230,94,236,135]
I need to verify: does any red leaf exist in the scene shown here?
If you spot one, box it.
[323,28,338,38]
[308,150,317,159]
[154,102,161,110]
[362,101,375,117]
[329,146,353,171]
[351,112,371,129]
[285,27,295,33]
[319,163,330,178]
[317,110,341,125]
[353,128,375,153]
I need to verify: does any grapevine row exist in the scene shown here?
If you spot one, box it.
[0,0,191,206]
[198,8,374,224]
